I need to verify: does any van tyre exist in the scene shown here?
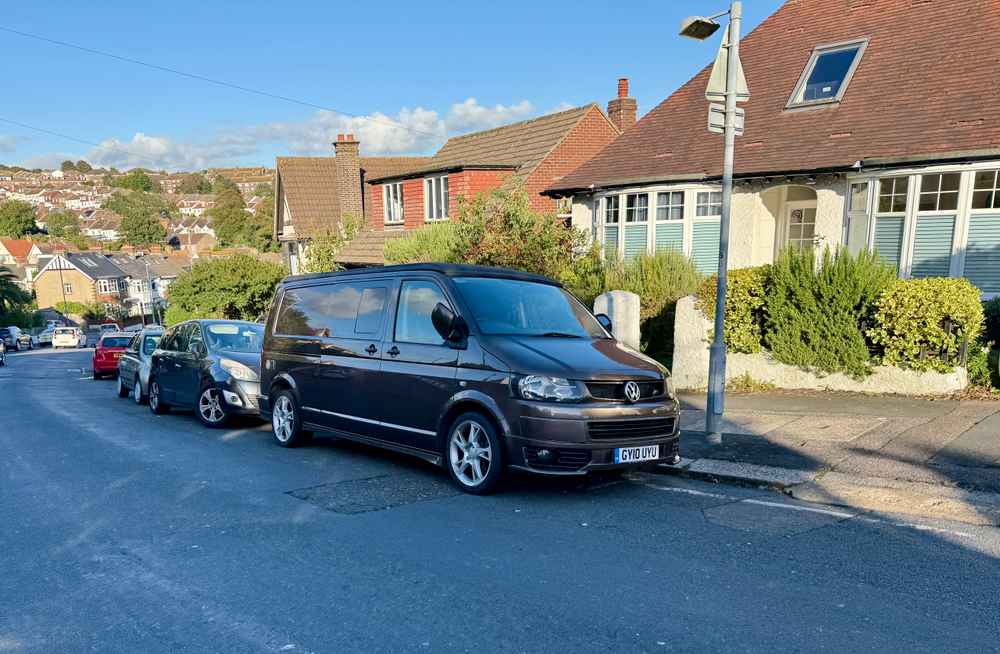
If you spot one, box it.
[148,377,169,414]
[270,390,309,447]
[446,412,504,495]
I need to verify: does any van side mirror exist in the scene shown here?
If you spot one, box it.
[596,313,613,334]
[432,302,468,345]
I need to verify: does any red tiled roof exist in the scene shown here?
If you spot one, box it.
[552,0,1000,192]
[0,239,35,262]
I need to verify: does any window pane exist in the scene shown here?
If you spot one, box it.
[972,190,993,210]
[938,191,959,212]
[802,47,861,102]
[354,287,388,335]
[670,206,683,220]
[395,281,449,345]
[891,194,907,213]
[276,284,364,338]
[605,196,619,223]
[974,170,998,190]
[940,173,960,192]
[918,193,937,212]
[440,177,449,218]
[849,182,868,211]
[672,191,684,205]
[920,174,941,194]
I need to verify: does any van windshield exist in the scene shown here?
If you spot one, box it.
[452,277,608,339]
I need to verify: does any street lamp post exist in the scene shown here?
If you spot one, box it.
[680,0,745,440]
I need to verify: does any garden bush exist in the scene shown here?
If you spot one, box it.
[603,250,701,363]
[764,247,896,377]
[558,243,606,309]
[695,265,770,354]
[384,221,462,265]
[868,277,984,372]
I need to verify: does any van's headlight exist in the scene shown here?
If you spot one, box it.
[664,376,676,399]
[517,375,585,403]
[220,358,258,382]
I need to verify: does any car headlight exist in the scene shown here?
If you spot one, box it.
[220,358,258,382]
[517,375,585,403]
[664,376,676,400]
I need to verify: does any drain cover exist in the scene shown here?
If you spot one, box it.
[289,470,460,514]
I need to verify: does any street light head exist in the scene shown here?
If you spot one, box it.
[679,16,721,40]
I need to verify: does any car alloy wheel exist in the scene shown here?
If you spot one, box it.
[449,419,494,489]
[198,388,226,425]
[133,377,143,404]
[272,394,295,444]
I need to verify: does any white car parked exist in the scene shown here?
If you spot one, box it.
[52,327,86,349]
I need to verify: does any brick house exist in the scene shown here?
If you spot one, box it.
[366,89,626,237]
[547,0,1000,296]
[273,138,431,271]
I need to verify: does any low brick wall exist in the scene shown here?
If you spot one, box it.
[670,296,967,395]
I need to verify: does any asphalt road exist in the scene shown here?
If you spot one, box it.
[2,348,999,653]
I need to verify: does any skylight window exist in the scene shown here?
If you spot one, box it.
[787,39,867,108]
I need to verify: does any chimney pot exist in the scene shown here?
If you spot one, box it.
[336,134,345,142]
[618,78,629,98]
[347,133,355,142]
[608,78,638,133]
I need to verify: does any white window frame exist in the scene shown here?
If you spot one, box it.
[655,191,684,222]
[63,282,73,295]
[424,175,449,222]
[852,160,1000,291]
[595,184,721,259]
[786,39,868,110]
[97,279,114,294]
[382,182,404,225]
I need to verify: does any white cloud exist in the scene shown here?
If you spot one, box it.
[20,97,571,171]
[0,135,21,153]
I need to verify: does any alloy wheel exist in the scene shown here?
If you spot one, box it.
[272,395,295,443]
[198,388,226,424]
[149,382,160,410]
[449,420,493,488]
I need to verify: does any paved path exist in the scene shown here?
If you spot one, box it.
[2,350,1000,653]
[678,392,1000,492]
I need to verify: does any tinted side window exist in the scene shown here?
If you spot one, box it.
[173,324,192,353]
[187,324,204,352]
[276,283,372,338]
[355,286,388,335]
[158,327,176,351]
[394,280,450,345]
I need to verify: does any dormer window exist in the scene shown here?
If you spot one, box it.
[787,39,867,109]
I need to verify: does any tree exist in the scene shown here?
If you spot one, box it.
[211,174,239,194]
[163,254,286,325]
[209,186,277,251]
[60,160,77,172]
[75,160,93,173]
[253,182,273,196]
[112,169,156,192]
[102,191,171,245]
[0,200,37,238]
[45,211,80,238]
[300,214,363,273]
[178,172,213,194]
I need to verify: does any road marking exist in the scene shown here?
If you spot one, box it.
[640,481,976,538]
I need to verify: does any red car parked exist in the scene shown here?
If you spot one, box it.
[93,333,133,380]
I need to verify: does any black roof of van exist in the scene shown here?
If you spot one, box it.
[281,264,561,287]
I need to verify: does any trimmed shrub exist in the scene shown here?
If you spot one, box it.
[695,265,770,354]
[764,247,896,377]
[603,250,702,363]
[869,277,985,372]
[384,221,462,265]
[983,297,1000,346]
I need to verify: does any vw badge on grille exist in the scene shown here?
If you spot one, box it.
[624,381,641,403]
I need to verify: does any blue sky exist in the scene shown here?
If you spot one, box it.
[0,0,784,171]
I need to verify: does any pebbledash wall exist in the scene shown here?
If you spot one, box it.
[670,296,968,395]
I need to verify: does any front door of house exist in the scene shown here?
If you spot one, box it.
[782,201,818,253]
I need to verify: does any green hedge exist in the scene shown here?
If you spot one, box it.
[695,266,769,354]
[868,277,984,373]
[983,297,1000,346]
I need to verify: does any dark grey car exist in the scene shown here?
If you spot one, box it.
[116,326,164,404]
[259,264,680,494]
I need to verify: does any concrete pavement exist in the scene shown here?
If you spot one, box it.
[2,349,1000,652]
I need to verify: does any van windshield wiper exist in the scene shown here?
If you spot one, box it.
[534,332,583,338]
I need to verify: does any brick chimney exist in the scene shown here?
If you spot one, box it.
[607,78,637,133]
[334,133,363,220]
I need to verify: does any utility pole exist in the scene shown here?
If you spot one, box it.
[681,0,747,441]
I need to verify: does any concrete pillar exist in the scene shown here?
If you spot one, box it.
[594,290,641,350]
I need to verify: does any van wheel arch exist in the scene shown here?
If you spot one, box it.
[438,400,505,453]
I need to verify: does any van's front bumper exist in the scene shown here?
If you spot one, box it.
[504,399,681,476]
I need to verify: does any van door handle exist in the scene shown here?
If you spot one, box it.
[365,344,377,355]
[387,346,400,357]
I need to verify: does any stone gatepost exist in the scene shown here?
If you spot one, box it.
[593,290,641,350]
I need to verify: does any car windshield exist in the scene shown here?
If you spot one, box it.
[100,337,131,348]
[204,323,264,353]
[452,277,608,339]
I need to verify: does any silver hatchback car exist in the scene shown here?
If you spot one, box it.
[116,326,164,404]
